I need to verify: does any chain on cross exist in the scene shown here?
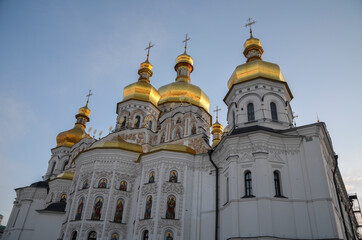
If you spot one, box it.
[145,42,155,61]
[213,105,221,122]
[183,34,190,53]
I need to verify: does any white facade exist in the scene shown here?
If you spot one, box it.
[3,34,360,240]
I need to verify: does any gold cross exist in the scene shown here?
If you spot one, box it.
[145,42,154,61]
[183,34,190,53]
[244,18,256,37]
[213,105,221,122]
[85,89,92,107]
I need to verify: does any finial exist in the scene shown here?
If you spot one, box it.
[213,106,221,122]
[183,34,191,54]
[317,113,320,123]
[145,42,154,62]
[244,18,256,38]
[85,90,93,107]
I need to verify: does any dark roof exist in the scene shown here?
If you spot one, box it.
[230,125,281,136]
[37,202,66,213]
[30,181,49,188]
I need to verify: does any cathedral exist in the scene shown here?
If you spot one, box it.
[3,28,361,240]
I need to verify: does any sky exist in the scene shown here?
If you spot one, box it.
[0,0,362,225]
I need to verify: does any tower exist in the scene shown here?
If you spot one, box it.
[115,43,161,148]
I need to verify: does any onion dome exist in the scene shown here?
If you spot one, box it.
[211,121,223,148]
[56,98,92,148]
[91,135,143,153]
[227,31,293,98]
[121,44,160,108]
[158,44,210,112]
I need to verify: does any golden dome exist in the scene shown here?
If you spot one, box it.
[212,121,223,148]
[158,51,210,112]
[91,135,143,153]
[227,35,293,99]
[56,124,90,148]
[51,171,74,181]
[158,81,210,112]
[56,104,91,148]
[176,53,194,66]
[121,60,160,107]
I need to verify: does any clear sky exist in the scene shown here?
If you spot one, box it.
[0,0,361,225]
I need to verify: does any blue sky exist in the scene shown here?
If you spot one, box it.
[0,0,361,225]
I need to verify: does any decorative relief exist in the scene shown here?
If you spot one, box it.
[162,182,184,195]
[136,219,155,233]
[157,219,181,234]
[142,183,158,196]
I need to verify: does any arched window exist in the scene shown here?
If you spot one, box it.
[88,231,97,240]
[134,116,141,129]
[111,233,119,240]
[169,170,178,183]
[274,171,282,197]
[148,121,153,130]
[91,197,103,220]
[148,171,155,183]
[121,116,126,129]
[164,230,174,240]
[63,161,68,170]
[247,103,255,122]
[114,199,124,223]
[142,230,149,240]
[166,195,176,219]
[119,181,127,191]
[75,198,84,220]
[270,102,278,121]
[191,125,196,135]
[244,171,253,197]
[144,196,152,219]
[50,161,56,175]
[98,178,107,188]
[71,231,77,240]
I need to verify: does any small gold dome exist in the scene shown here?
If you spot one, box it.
[78,106,90,118]
[158,81,210,112]
[140,61,153,71]
[56,124,90,148]
[123,81,160,107]
[176,53,194,66]
[91,135,143,153]
[212,121,223,148]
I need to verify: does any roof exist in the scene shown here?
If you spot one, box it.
[37,202,66,213]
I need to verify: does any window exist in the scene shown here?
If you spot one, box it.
[148,171,155,183]
[274,171,282,197]
[63,161,68,170]
[91,197,103,220]
[134,116,141,128]
[111,233,119,240]
[244,171,253,197]
[114,199,124,223]
[144,196,152,219]
[142,230,149,240]
[247,103,255,122]
[270,102,278,121]
[226,177,229,203]
[121,116,126,129]
[88,231,97,240]
[75,198,84,220]
[148,121,153,130]
[166,195,176,219]
[119,181,127,191]
[98,178,107,188]
[169,170,178,183]
[50,161,56,175]
[82,179,89,189]
[164,230,174,240]
[71,231,77,240]
[60,194,67,203]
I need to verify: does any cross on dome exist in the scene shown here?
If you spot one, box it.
[183,34,191,54]
[85,90,92,107]
[145,42,155,62]
[244,18,256,37]
[213,105,221,122]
